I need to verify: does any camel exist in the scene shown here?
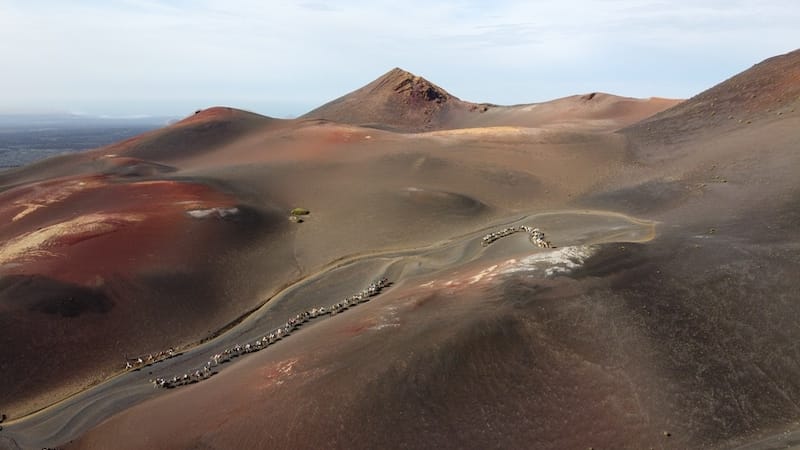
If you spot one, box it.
[151,277,393,390]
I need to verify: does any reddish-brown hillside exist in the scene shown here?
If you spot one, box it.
[99,107,278,162]
[302,68,479,132]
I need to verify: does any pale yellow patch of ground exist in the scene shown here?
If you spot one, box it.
[0,213,145,264]
[11,178,105,222]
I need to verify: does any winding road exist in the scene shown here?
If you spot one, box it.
[0,210,655,450]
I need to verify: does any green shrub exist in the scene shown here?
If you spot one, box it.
[290,207,310,216]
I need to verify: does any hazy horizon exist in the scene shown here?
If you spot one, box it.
[2,0,799,118]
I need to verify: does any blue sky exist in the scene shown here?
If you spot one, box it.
[1,0,798,117]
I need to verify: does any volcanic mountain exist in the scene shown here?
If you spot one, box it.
[2,50,800,450]
[304,67,681,132]
[302,67,472,131]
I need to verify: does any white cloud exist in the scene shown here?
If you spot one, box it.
[0,0,797,115]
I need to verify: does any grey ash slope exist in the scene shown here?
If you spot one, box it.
[622,48,800,149]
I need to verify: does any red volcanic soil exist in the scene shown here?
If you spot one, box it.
[0,170,288,417]
[0,175,235,284]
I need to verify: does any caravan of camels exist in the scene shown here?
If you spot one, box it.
[481,225,553,248]
[137,277,392,389]
[121,226,550,390]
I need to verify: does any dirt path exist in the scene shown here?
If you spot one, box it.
[0,209,655,450]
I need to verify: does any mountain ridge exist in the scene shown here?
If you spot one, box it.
[304,67,681,132]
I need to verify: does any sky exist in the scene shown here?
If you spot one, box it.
[1,0,798,118]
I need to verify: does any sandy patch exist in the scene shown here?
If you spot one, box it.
[0,212,145,265]
[502,246,595,278]
[418,126,541,137]
[7,177,105,222]
[416,246,594,293]
[186,207,239,219]
[256,358,299,389]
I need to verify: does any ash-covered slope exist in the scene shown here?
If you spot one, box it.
[102,107,277,162]
[623,48,800,146]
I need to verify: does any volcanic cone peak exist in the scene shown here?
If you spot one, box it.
[302,67,470,132]
[377,67,455,104]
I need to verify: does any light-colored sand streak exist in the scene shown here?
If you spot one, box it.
[0,213,146,265]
